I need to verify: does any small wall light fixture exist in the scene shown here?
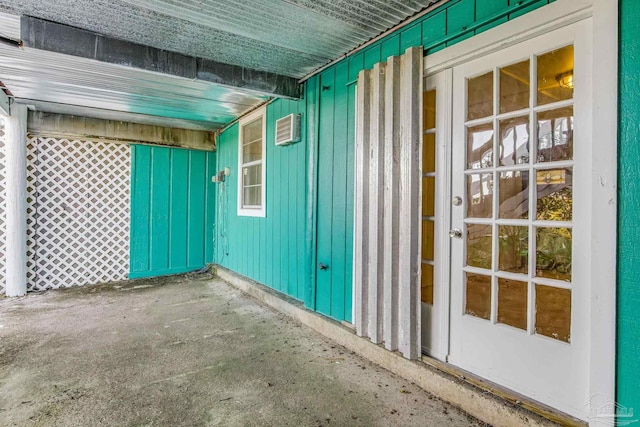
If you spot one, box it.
[556,70,574,89]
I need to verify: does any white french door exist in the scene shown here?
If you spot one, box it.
[447,21,592,420]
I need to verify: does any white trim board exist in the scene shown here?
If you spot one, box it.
[237,106,267,218]
[422,0,617,425]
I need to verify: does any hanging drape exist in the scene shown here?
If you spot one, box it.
[354,46,423,359]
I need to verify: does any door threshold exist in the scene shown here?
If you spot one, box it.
[421,355,586,427]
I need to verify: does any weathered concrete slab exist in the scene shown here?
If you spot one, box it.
[0,275,484,427]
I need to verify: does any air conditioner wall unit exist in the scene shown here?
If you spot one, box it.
[275,113,301,146]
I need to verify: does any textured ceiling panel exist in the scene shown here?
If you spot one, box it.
[0,40,267,130]
[0,1,440,130]
[0,0,439,78]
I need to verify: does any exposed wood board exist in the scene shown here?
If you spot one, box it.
[354,67,371,338]
[0,89,9,115]
[383,56,401,351]
[27,111,216,151]
[397,47,423,359]
[367,61,385,344]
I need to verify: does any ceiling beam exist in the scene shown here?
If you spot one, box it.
[0,89,10,116]
[16,99,225,131]
[21,16,301,100]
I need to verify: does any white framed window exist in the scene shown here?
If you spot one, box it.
[237,108,266,217]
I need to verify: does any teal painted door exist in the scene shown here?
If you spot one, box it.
[314,65,355,322]
[130,144,216,279]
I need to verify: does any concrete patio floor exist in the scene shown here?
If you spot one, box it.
[0,274,486,427]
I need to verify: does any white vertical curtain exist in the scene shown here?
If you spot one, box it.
[354,47,423,359]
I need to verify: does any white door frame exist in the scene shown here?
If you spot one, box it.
[424,0,617,424]
[421,69,453,361]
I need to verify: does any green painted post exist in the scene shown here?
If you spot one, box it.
[617,0,640,411]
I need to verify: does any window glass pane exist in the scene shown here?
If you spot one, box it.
[465,273,491,320]
[243,186,262,207]
[467,173,493,218]
[422,177,435,217]
[537,45,574,106]
[467,71,494,120]
[499,171,529,219]
[242,140,262,164]
[498,278,528,331]
[536,168,572,221]
[498,226,528,274]
[499,116,529,166]
[243,164,262,187]
[535,285,571,343]
[466,224,492,270]
[536,227,572,282]
[537,107,573,163]
[467,123,494,169]
[422,220,434,261]
[500,59,530,113]
[421,263,434,305]
[242,118,262,145]
[424,90,436,130]
[423,133,436,172]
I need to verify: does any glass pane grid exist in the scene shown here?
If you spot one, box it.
[243,137,262,146]
[462,49,574,341]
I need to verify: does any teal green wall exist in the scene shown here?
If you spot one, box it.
[214,0,553,322]
[130,145,216,279]
[617,0,639,410]
[214,99,307,301]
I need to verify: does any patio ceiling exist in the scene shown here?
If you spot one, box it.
[0,0,441,131]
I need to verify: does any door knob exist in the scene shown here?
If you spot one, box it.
[319,263,329,270]
[449,228,463,239]
[452,196,462,206]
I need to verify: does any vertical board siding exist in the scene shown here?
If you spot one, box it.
[618,0,640,411]
[214,0,552,322]
[215,98,307,302]
[130,145,215,279]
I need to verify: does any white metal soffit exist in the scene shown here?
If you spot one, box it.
[0,0,439,79]
[0,13,268,131]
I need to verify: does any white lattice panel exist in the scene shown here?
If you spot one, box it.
[27,137,131,290]
[0,117,5,294]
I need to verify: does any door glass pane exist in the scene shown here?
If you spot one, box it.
[422,220,434,261]
[537,45,574,106]
[536,168,572,221]
[466,224,492,270]
[499,116,530,166]
[535,285,571,342]
[467,123,494,169]
[424,90,436,130]
[500,59,530,113]
[465,273,491,320]
[468,71,494,120]
[423,133,436,172]
[421,263,434,304]
[498,278,528,330]
[499,171,529,219]
[499,226,528,274]
[537,107,573,163]
[467,173,493,218]
[422,177,435,217]
[535,227,572,282]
